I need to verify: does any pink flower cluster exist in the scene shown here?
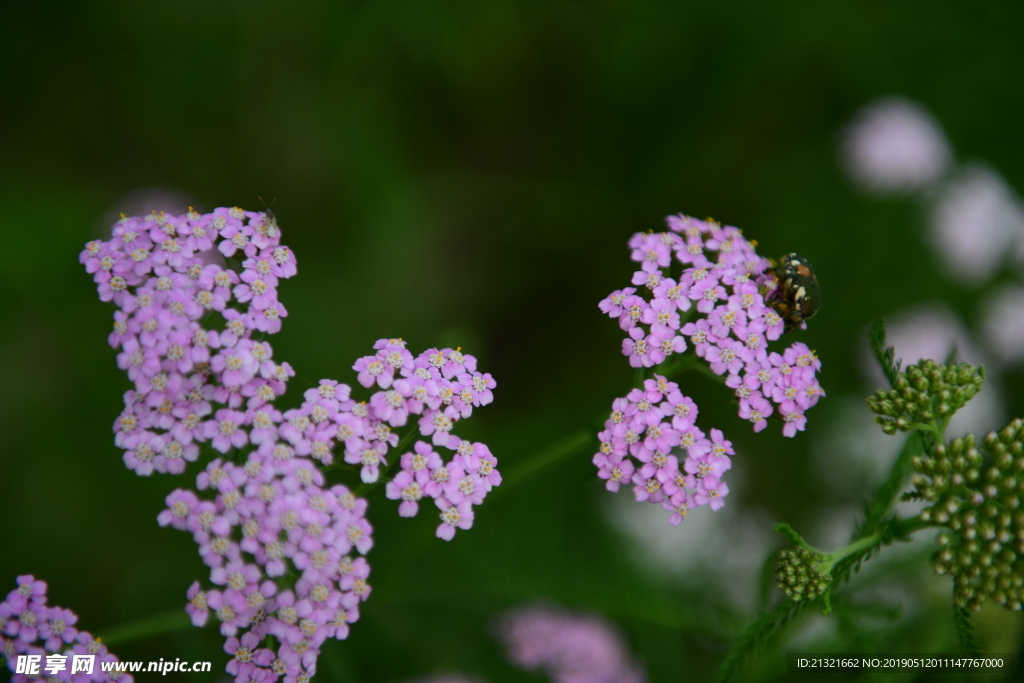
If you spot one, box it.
[1,576,131,682]
[152,342,501,679]
[82,208,363,680]
[80,207,296,477]
[498,606,646,683]
[353,341,502,540]
[161,461,371,682]
[593,374,732,524]
[82,209,500,681]
[598,214,825,437]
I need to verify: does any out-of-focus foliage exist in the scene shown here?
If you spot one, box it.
[1,1,1023,681]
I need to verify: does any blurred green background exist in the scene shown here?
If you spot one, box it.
[3,1,1024,681]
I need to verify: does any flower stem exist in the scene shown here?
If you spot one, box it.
[658,351,727,385]
[721,430,937,679]
[100,609,192,647]
[906,421,943,444]
[488,429,593,500]
[858,431,922,538]
[819,534,885,574]
[354,423,423,496]
[822,514,934,575]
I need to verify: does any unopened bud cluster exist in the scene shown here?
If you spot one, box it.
[867,360,983,435]
[775,546,832,602]
[925,420,1024,612]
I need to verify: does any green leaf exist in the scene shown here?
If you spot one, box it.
[952,604,981,656]
[943,343,960,366]
[717,599,808,683]
[870,319,901,388]
[831,516,927,590]
[757,550,777,611]
[773,523,807,548]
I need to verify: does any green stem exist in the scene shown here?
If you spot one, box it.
[858,431,921,538]
[489,429,592,500]
[690,358,727,384]
[655,351,728,386]
[100,609,192,647]
[821,533,887,574]
[392,423,421,460]
[721,427,937,680]
[354,423,426,496]
[722,515,936,680]
[906,422,943,444]
[322,462,359,474]
[825,514,934,578]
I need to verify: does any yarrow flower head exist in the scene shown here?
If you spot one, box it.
[80,207,296,478]
[593,374,733,524]
[599,215,825,438]
[497,606,646,683]
[84,210,500,681]
[365,343,502,540]
[596,215,826,524]
[1,575,131,682]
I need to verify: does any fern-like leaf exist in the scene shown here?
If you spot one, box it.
[870,319,901,388]
[953,604,981,656]
[832,516,910,589]
[717,599,808,683]
[774,523,807,548]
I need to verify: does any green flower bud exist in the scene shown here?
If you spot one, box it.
[967,447,982,467]
[775,547,832,602]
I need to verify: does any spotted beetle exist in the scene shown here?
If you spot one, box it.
[762,253,820,333]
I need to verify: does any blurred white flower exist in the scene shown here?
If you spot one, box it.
[928,165,1024,285]
[861,305,1004,438]
[812,400,925,523]
[842,97,952,194]
[814,399,900,497]
[603,473,773,612]
[979,284,1024,365]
